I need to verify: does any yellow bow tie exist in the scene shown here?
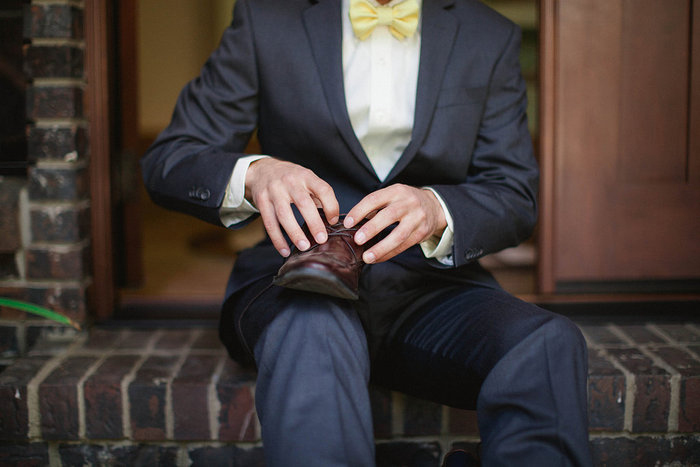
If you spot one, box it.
[349,0,420,41]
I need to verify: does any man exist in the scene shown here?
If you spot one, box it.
[142,0,593,465]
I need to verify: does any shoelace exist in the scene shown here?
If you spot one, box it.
[301,221,363,264]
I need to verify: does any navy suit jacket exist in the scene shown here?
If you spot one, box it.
[141,0,538,304]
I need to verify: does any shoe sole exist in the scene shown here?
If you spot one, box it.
[272,266,359,300]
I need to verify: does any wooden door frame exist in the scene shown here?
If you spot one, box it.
[537,0,556,294]
[86,0,116,320]
[536,0,700,296]
[116,0,143,289]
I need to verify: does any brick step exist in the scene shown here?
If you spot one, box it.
[1,322,699,466]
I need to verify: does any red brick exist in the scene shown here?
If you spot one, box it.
[172,354,220,440]
[0,357,50,439]
[25,284,87,323]
[588,351,626,431]
[128,355,179,441]
[0,252,19,278]
[580,325,626,346]
[0,443,50,466]
[216,360,257,441]
[28,166,88,201]
[0,325,19,358]
[155,329,194,350]
[651,346,700,377]
[26,243,90,280]
[655,325,700,344]
[119,329,155,350]
[59,444,178,466]
[26,326,76,356]
[81,328,122,350]
[615,325,666,344]
[0,287,28,320]
[84,355,139,439]
[24,45,83,78]
[651,347,700,432]
[191,328,224,350]
[39,356,97,440]
[27,125,87,162]
[590,435,700,466]
[0,176,23,252]
[28,4,83,39]
[30,203,90,243]
[607,348,670,432]
[680,378,700,432]
[448,408,479,436]
[26,86,83,119]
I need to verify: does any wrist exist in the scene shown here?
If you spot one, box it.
[244,157,269,201]
[423,188,447,237]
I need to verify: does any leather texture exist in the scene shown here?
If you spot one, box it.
[273,213,367,299]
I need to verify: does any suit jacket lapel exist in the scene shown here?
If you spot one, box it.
[302,0,377,177]
[384,0,458,183]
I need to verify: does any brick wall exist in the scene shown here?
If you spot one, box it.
[1,323,700,466]
[0,1,90,365]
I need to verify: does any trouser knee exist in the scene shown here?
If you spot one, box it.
[254,296,370,378]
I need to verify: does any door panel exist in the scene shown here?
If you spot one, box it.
[540,0,700,291]
[690,0,700,184]
[618,0,689,184]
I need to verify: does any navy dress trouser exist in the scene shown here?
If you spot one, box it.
[232,261,593,467]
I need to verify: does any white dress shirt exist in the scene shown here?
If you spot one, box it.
[220,0,454,263]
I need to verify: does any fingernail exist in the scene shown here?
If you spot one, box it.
[316,232,328,243]
[355,231,366,244]
[344,217,354,228]
[330,216,339,224]
[299,239,310,251]
[280,248,290,257]
[363,251,375,264]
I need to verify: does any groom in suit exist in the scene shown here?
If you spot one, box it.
[142,0,592,465]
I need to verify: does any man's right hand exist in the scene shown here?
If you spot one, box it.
[245,158,340,257]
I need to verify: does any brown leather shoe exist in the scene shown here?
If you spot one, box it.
[272,213,366,300]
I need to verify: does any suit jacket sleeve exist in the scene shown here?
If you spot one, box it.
[140,0,258,227]
[429,23,539,268]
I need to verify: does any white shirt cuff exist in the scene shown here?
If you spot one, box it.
[419,187,454,266]
[219,154,269,227]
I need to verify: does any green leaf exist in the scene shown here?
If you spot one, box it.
[0,298,81,330]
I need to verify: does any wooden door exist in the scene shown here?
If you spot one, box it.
[86,0,117,319]
[115,0,144,287]
[539,0,700,293]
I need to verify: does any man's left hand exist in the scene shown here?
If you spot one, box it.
[344,184,447,264]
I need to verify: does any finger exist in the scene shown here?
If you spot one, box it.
[274,201,312,251]
[257,198,290,257]
[344,189,391,228]
[266,181,312,251]
[293,193,328,244]
[363,223,422,263]
[353,205,401,246]
[309,180,339,225]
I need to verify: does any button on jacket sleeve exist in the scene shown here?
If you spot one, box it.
[426,21,538,266]
[141,0,538,272]
[141,0,259,228]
